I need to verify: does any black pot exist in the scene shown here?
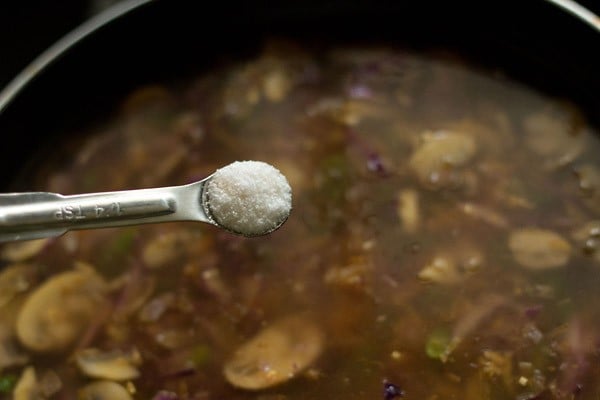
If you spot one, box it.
[0,0,599,190]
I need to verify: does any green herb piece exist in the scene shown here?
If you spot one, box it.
[425,328,451,360]
[0,374,18,394]
[191,344,211,367]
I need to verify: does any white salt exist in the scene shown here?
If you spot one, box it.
[206,161,292,236]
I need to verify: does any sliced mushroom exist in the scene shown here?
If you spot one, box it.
[574,164,600,213]
[142,230,201,269]
[112,275,156,320]
[262,68,292,103]
[13,366,38,400]
[1,239,48,262]
[397,188,420,233]
[508,228,571,270]
[523,110,584,169]
[224,314,324,390]
[37,370,62,398]
[418,256,461,285]
[75,348,141,381]
[409,130,476,189]
[16,266,108,352]
[571,221,600,262]
[0,264,36,308]
[458,202,508,229]
[418,246,484,285]
[138,292,176,323]
[0,268,31,370]
[575,164,600,193]
[0,326,29,370]
[305,96,393,126]
[78,381,133,400]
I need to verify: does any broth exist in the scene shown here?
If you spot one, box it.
[1,44,600,400]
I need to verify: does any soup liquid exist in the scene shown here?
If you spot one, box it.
[2,45,600,400]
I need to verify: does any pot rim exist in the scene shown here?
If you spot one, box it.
[0,0,154,115]
[547,0,600,31]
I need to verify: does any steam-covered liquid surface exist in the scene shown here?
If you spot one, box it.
[1,45,600,400]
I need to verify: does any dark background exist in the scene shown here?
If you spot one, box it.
[0,0,97,90]
[0,0,599,92]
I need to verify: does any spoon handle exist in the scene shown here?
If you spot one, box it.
[0,181,212,242]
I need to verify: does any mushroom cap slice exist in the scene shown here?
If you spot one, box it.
[16,266,107,352]
[0,263,36,308]
[78,381,133,400]
[409,130,477,189]
[76,348,141,381]
[224,315,324,390]
[508,228,571,270]
[13,366,37,400]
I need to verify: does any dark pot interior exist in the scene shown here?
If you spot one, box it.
[0,0,599,190]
